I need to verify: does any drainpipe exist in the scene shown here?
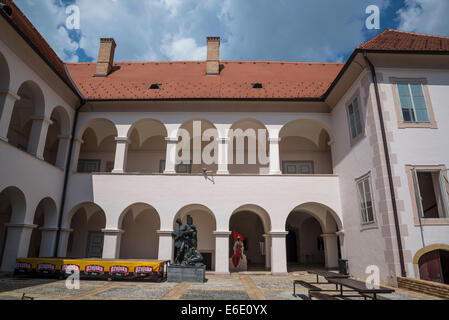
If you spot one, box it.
[363,51,406,278]
[52,66,86,257]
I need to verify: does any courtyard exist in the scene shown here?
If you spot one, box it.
[0,272,441,300]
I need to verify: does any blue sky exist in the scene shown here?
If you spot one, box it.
[14,0,449,63]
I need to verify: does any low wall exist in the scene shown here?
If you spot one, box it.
[397,277,449,299]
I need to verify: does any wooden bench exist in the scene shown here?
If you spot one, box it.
[293,280,321,296]
[360,293,391,300]
[309,291,340,300]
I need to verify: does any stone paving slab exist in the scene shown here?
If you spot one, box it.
[95,287,171,299]
[0,274,443,300]
[180,289,250,300]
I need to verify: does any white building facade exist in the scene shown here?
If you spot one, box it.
[0,2,448,286]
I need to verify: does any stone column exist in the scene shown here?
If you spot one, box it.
[112,137,129,173]
[263,234,272,269]
[38,227,58,257]
[270,231,288,275]
[268,137,282,175]
[217,138,229,175]
[55,135,71,169]
[157,230,173,261]
[57,228,73,257]
[71,138,84,172]
[27,116,53,160]
[214,231,231,275]
[164,137,178,174]
[322,233,339,268]
[0,90,19,142]
[0,223,36,271]
[101,229,123,259]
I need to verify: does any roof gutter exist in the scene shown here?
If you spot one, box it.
[52,64,86,257]
[363,51,407,278]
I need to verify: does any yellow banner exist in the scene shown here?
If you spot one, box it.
[15,258,167,276]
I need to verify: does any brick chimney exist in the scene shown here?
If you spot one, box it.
[206,37,220,75]
[95,38,116,77]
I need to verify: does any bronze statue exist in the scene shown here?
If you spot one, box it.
[172,215,204,267]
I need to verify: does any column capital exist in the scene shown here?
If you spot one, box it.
[30,115,53,125]
[0,89,20,101]
[269,231,288,237]
[57,134,72,140]
[320,233,338,238]
[156,229,173,235]
[114,136,130,144]
[74,137,84,144]
[213,230,232,236]
[101,228,124,234]
[39,227,59,232]
[4,223,38,229]
[216,137,230,143]
[268,137,281,143]
[165,137,178,143]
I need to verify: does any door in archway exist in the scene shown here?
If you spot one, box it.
[419,250,449,284]
[286,227,298,262]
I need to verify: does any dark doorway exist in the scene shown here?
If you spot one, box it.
[286,226,298,262]
[419,250,449,284]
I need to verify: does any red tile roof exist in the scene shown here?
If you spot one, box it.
[2,0,449,101]
[65,61,344,100]
[358,29,449,51]
[0,0,78,94]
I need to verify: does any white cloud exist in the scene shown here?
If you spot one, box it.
[162,36,206,61]
[397,0,449,36]
[15,0,396,63]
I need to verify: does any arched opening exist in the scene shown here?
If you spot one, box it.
[415,246,449,284]
[173,204,216,270]
[228,119,269,174]
[229,205,271,271]
[28,197,57,258]
[279,119,333,174]
[286,203,341,271]
[285,212,325,268]
[66,203,106,258]
[43,106,71,167]
[7,81,45,153]
[126,119,167,173]
[176,119,218,174]
[119,203,161,259]
[0,186,26,270]
[76,119,117,173]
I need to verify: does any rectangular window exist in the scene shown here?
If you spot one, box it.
[175,161,192,174]
[282,161,314,174]
[357,176,375,224]
[397,82,430,123]
[77,159,101,173]
[412,169,449,219]
[347,97,363,140]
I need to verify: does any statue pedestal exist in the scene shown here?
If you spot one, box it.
[167,265,206,283]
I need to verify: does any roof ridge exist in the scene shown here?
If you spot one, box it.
[386,29,449,40]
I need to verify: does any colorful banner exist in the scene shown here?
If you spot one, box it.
[14,258,169,280]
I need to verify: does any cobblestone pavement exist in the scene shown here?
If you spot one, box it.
[0,272,442,300]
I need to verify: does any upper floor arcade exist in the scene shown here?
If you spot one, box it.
[71,108,335,177]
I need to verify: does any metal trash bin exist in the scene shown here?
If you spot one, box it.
[338,259,349,275]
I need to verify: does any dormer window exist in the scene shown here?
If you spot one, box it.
[149,83,162,89]
[251,83,263,89]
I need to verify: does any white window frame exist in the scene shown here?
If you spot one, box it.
[356,175,376,225]
[396,82,430,123]
[412,168,449,219]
